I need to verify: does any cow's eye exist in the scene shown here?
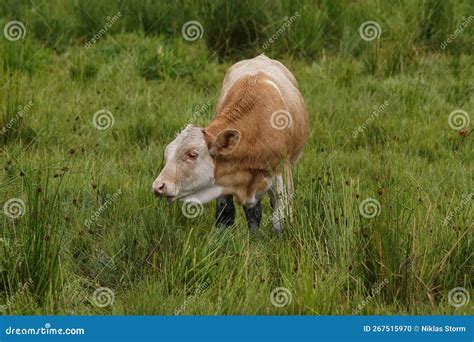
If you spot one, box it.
[184,151,198,161]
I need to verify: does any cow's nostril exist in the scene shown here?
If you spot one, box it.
[153,182,166,197]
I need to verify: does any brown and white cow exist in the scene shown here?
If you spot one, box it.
[152,54,309,232]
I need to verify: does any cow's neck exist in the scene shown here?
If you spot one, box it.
[206,113,271,205]
[214,162,271,205]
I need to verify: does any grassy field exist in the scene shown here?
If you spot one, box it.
[0,0,472,315]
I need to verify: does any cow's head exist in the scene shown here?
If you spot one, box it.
[152,124,240,203]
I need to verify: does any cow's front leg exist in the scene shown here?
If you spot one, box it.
[215,195,235,228]
[243,200,262,232]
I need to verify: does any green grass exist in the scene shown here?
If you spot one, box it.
[1,0,473,315]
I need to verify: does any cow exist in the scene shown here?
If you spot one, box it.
[152,54,309,233]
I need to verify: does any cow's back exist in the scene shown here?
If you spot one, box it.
[211,55,309,170]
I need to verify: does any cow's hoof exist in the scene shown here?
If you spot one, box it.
[215,195,235,228]
[244,200,262,232]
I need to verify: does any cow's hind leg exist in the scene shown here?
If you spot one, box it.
[269,174,286,234]
[215,195,235,229]
[243,200,262,232]
[269,166,295,233]
[283,163,294,223]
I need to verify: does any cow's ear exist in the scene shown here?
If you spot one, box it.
[209,129,240,156]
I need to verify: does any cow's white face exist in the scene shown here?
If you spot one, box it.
[152,124,240,203]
